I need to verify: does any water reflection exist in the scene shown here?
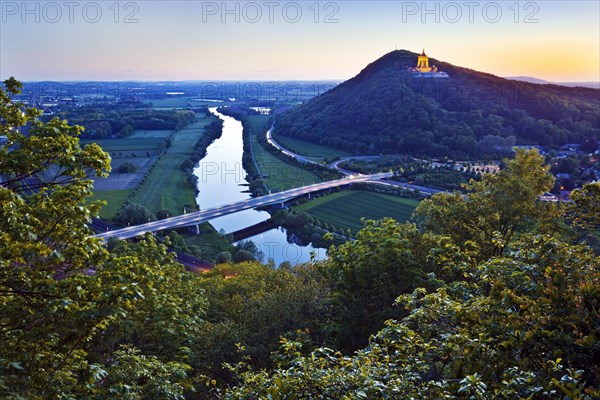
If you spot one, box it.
[194,108,326,265]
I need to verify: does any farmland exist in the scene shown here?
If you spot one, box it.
[246,114,321,192]
[295,190,420,234]
[129,118,216,215]
[146,96,195,109]
[85,114,217,219]
[272,134,351,160]
[145,97,234,110]
[81,134,171,195]
[89,190,132,220]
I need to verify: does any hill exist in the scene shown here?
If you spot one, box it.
[274,50,600,158]
[507,76,600,89]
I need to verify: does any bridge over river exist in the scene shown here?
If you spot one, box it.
[92,172,393,241]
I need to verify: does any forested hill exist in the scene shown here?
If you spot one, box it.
[275,50,600,158]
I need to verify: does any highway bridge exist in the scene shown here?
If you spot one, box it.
[92,172,393,241]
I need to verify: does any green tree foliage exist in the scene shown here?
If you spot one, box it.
[318,219,428,351]
[156,209,171,220]
[117,161,137,173]
[223,235,600,399]
[192,262,327,390]
[570,182,600,232]
[223,149,599,398]
[53,105,196,138]
[3,77,600,398]
[415,149,555,260]
[569,182,600,251]
[0,79,206,398]
[114,203,156,226]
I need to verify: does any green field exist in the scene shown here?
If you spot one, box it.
[81,138,167,152]
[128,130,174,139]
[246,115,321,192]
[295,190,420,234]
[129,119,213,214]
[146,96,194,108]
[145,97,236,110]
[273,135,351,160]
[89,190,132,220]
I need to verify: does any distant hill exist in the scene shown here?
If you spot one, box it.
[507,76,600,89]
[275,50,600,158]
[506,76,552,85]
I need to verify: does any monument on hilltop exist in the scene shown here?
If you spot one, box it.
[410,49,449,78]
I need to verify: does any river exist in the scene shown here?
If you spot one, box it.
[193,108,326,265]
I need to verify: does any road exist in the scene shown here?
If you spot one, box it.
[266,127,321,165]
[91,172,393,241]
[377,179,446,196]
[330,156,383,176]
[266,129,447,196]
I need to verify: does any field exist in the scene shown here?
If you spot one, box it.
[295,190,420,234]
[246,115,321,192]
[145,97,236,110]
[273,135,351,160]
[128,130,174,139]
[81,137,168,154]
[89,190,132,220]
[82,135,170,193]
[87,115,216,219]
[129,118,214,214]
[145,96,194,108]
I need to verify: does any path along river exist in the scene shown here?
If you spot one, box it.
[193,108,326,265]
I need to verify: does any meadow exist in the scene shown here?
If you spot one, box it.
[129,118,215,215]
[272,134,351,160]
[246,115,321,192]
[86,115,216,219]
[82,135,171,194]
[295,190,420,234]
[81,137,168,154]
[89,190,132,220]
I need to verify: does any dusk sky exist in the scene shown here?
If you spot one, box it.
[1,1,599,82]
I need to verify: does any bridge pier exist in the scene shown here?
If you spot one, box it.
[187,224,200,235]
[270,202,287,212]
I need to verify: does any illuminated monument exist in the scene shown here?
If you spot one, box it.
[410,49,449,78]
[416,49,432,72]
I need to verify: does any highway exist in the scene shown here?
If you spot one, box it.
[267,129,445,196]
[266,127,320,165]
[91,172,393,241]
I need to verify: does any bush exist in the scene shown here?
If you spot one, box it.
[117,161,137,173]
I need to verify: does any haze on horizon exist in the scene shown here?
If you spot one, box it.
[1,1,598,83]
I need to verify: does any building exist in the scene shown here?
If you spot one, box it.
[410,50,449,78]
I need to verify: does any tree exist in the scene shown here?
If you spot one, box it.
[569,182,600,251]
[156,209,171,220]
[114,203,156,226]
[570,182,600,232]
[117,161,137,173]
[192,262,327,391]
[223,235,600,399]
[233,250,255,263]
[318,219,425,351]
[0,79,206,398]
[415,149,555,260]
[215,251,233,264]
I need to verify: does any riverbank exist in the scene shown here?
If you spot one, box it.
[194,108,327,265]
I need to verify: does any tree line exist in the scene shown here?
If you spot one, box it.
[52,103,197,138]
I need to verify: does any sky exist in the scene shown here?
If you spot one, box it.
[1,1,599,82]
